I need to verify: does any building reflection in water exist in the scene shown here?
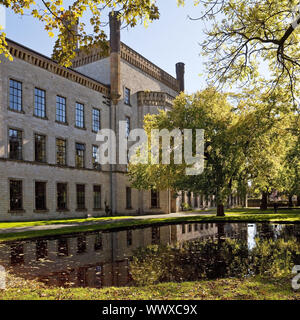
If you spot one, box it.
[0,222,299,288]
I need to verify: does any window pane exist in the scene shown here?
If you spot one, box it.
[57,183,67,210]
[126,187,132,209]
[10,180,23,211]
[56,96,66,123]
[76,184,85,209]
[92,145,101,170]
[56,139,67,165]
[75,143,85,168]
[35,134,46,162]
[35,182,46,210]
[93,185,101,209]
[75,102,84,128]
[151,190,159,208]
[9,79,22,111]
[9,129,22,160]
[92,109,101,132]
[124,88,130,105]
[34,88,46,118]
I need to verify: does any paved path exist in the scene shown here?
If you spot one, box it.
[0,211,215,234]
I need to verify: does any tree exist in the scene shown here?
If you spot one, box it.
[194,0,300,101]
[128,88,247,216]
[0,0,160,66]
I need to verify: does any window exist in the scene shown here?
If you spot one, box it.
[35,134,46,162]
[92,108,101,132]
[76,184,85,210]
[151,190,159,208]
[75,143,85,168]
[9,79,22,111]
[127,230,132,246]
[56,96,66,123]
[125,116,130,138]
[151,226,160,245]
[36,240,48,260]
[35,182,47,210]
[8,129,22,160]
[124,87,130,105]
[57,183,67,210]
[77,235,87,254]
[75,102,85,128]
[94,232,103,251]
[126,187,132,209]
[34,88,46,118]
[57,238,68,256]
[93,185,101,209]
[56,139,67,166]
[92,145,101,170]
[10,180,23,211]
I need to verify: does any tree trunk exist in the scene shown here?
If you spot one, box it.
[288,195,293,208]
[217,203,225,216]
[260,192,268,210]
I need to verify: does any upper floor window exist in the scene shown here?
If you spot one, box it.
[124,87,131,105]
[9,79,22,112]
[34,88,46,118]
[75,143,85,168]
[92,108,101,132]
[56,96,66,123]
[9,128,22,160]
[35,134,46,162]
[75,102,85,128]
[56,138,67,166]
[92,145,101,170]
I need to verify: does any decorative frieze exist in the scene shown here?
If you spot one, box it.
[137,91,175,107]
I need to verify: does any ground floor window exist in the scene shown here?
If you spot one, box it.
[57,183,67,210]
[76,184,85,210]
[93,185,101,209]
[10,180,23,211]
[151,190,159,208]
[35,181,47,210]
[126,187,132,209]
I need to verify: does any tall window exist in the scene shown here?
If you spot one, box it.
[126,187,132,209]
[125,116,130,138]
[9,129,22,160]
[34,88,46,118]
[151,190,159,208]
[35,182,47,210]
[76,184,85,209]
[124,87,130,105]
[56,96,66,123]
[57,183,67,210]
[35,134,46,162]
[92,108,101,132]
[10,180,23,211]
[93,185,101,209]
[75,102,85,128]
[75,143,85,168]
[92,145,101,170]
[56,139,67,166]
[9,79,22,111]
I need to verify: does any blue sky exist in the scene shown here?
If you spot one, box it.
[4,1,208,93]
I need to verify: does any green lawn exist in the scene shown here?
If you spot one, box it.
[0,208,300,242]
[1,274,299,300]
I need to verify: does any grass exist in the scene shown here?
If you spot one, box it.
[1,208,300,242]
[1,273,299,300]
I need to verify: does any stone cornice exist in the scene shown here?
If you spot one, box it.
[6,39,110,97]
[137,91,175,108]
[72,42,180,93]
